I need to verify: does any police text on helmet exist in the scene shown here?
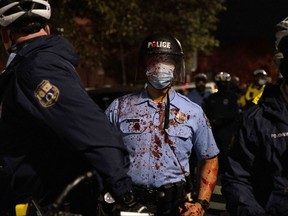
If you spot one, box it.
[148,41,171,49]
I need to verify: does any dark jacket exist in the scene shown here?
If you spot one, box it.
[202,90,240,173]
[0,35,132,212]
[221,84,288,216]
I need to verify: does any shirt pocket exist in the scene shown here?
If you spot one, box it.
[119,118,147,134]
[166,124,191,140]
[165,124,193,159]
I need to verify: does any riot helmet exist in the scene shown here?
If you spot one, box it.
[0,0,51,32]
[136,33,185,87]
[194,73,207,83]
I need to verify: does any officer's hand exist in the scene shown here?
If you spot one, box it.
[179,202,205,216]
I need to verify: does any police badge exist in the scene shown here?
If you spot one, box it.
[35,80,59,107]
[175,111,187,124]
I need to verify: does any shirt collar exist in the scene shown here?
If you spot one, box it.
[135,87,177,106]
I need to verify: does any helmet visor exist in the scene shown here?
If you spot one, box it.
[136,53,185,84]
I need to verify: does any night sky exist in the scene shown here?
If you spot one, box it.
[216,0,288,46]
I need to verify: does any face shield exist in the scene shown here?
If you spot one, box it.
[136,52,185,85]
[145,55,175,89]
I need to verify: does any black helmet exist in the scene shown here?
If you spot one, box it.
[0,0,51,28]
[136,33,185,83]
[194,73,207,83]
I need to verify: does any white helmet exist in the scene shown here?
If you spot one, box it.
[0,0,51,28]
[214,72,231,82]
[253,69,268,76]
[275,17,288,51]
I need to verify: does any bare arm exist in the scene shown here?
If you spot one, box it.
[198,156,219,201]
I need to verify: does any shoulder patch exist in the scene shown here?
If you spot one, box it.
[35,80,59,107]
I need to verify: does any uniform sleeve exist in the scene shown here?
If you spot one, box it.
[15,56,132,197]
[192,108,219,160]
[221,111,266,216]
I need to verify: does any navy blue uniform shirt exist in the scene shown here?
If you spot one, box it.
[0,35,132,210]
[221,84,288,216]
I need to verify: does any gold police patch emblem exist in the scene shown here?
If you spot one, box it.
[35,80,59,107]
[175,111,187,124]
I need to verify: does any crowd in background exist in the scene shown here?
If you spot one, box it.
[184,69,270,174]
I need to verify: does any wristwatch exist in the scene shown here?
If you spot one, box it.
[196,199,210,211]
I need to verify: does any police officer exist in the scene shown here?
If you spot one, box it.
[0,1,136,215]
[221,30,288,215]
[239,69,268,110]
[105,33,219,216]
[187,73,212,107]
[202,72,240,174]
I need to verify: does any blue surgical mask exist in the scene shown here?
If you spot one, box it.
[146,62,175,89]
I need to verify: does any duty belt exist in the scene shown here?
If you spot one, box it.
[133,181,186,204]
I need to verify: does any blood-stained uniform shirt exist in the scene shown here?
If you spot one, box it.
[105,87,219,187]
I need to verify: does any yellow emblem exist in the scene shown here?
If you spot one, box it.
[35,80,59,107]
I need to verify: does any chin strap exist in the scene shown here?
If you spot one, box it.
[164,88,170,129]
[162,85,194,194]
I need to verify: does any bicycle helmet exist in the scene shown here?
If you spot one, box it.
[275,17,288,51]
[136,33,185,83]
[276,34,288,81]
[253,69,268,76]
[0,0,51,28]
[214,72,231,82]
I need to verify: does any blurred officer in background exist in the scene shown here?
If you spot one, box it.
[239,69,268,110]
[221,18,288,216]
[202,72,240,174]
[187,73,212,107]
[230,75,244,99]
[105,33,219,216]
[0,1,136,215]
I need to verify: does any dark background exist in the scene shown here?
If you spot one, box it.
[194,0,288,85]
[216,0,288,46]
